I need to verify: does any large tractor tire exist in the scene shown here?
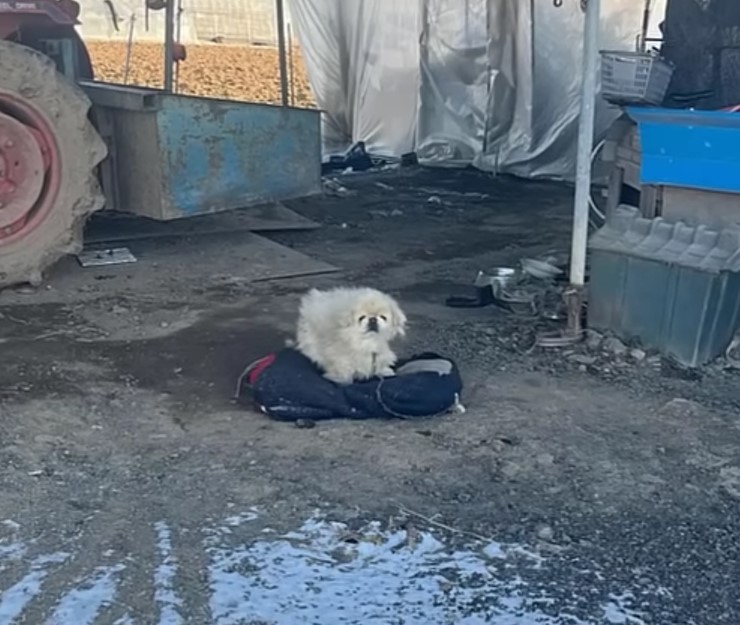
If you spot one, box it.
[0,40,106,288]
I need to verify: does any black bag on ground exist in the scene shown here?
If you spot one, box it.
[236,348,463,421]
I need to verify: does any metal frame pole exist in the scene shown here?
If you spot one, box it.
[123,13,136,84]
[288,22,295,105]
[638,0,652,52]
[174,0,183,92]
[566,0,601,336]
[164,0,175,92]
[275,0,289,106]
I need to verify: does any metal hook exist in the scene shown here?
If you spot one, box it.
[103,0,121,31]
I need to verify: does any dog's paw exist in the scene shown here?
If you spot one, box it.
[323,371,355,385]
[378,366,396,378]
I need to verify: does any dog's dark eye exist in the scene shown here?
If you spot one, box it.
[358,315,366,322]
[379,315,387,321]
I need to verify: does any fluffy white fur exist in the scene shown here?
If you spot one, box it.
[296,287,407,385]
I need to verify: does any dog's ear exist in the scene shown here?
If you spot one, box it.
[390,300,407,336]
[301,288,320,307]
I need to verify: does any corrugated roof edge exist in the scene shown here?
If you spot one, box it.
[588,205,740,274]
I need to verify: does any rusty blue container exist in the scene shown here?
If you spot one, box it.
[82,82,322,221]
[589,207,740,366]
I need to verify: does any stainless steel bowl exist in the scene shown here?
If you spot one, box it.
[475,267,517,295]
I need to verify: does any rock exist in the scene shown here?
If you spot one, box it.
[629,348,646,362]
[719,466,740,500]
[323,178,351,197]
[585,329,603,350]
[535,452,555,467]
[1,519,20,533]
[370,208,403,218]
[661,359,702,381]
[536,524,555,542]
[658,398,703,418]
[603,337,627,356]
[295,419,316,429]
[569,354,597,366]
[427,195,443,204]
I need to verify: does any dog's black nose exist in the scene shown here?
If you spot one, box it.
[367,316,379,332]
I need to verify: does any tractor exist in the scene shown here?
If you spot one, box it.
[0,0,105,288]
[0,0,321,289]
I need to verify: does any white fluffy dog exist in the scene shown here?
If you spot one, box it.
[296,287,407,385]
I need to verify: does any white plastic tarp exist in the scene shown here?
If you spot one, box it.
[288,0,666,180]
[288,0,421,156]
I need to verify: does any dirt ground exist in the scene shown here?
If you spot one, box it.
[1,168,739,624]
[86,40,316,106]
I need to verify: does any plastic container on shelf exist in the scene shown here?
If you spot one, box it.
[600,51,674,106]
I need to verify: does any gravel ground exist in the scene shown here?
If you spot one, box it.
[0,167,739,624]
[86,40,316,106]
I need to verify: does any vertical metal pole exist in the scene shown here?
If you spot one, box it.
[174,0,183,92]
[288,22,295,106]
[566,0,601,335]
[638,0,652,53]
[164,0,175,92]
[275,0,289,106]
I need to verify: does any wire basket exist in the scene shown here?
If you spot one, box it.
[600,51,673,106]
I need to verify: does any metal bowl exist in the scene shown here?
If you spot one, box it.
[474,267,517,294]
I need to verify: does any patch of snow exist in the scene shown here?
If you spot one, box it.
[205,516,593,625]
[0,543,27,571]
[0,552,68,625]
[222,509,259,528]
[46,562,125,625]
[603,594,647,625]
[153,521,184,625]
[483,542,506,559]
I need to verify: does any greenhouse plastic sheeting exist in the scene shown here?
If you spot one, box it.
[287,0,421,157]
[288,0,667,180]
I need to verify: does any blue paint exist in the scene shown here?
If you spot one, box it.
[627,107,740,194]
[155,96,322,218]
